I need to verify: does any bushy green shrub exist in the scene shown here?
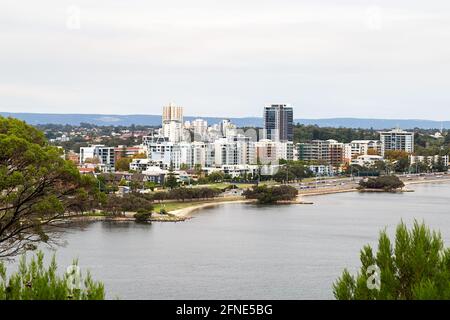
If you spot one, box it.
[0,251,105,300]
[359,175,405,191]
[333,221,450,300]
[133,209,152,222]
[243,185,298,204]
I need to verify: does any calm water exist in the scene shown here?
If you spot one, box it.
[24,183,450,299]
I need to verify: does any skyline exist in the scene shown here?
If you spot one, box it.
[1,1,450,119]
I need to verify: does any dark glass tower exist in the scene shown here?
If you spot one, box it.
[263,104,293,142]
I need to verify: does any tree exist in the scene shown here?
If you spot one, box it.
[243,185,298,204]
[333,221,450,300]
[164,165,179,189]
[134,208,152,223]
[115,157,132,171]
[0,251,104,300]
[132,153,147,159]
[0,117,100,258]
[207,171,225,183]
[359,175,404,191]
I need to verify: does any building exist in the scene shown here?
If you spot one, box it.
[351,155,384,167]
[409,155,449,168]
[344,140,382,162]
[191,119,208,141]
[308,165,334,176]
[114,145,146,162]
[380,129,414,156]
[263,104,294,142]
[256,139,293,164]
[297,139,343,166]
[79,145,115,172]
[66,150,79,164]
[162,102,184,142]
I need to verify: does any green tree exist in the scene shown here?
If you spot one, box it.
[207,171,225,183]
[333,221,450,300]
[115,157,132,171]
[164,165,179,189]
[359,175,404,191]
[0,251,104,300]
[0,117,100,258]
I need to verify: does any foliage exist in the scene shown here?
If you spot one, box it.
[273,161,313,182]
[115,157,132,171]
[0,251,104,300]
[293,124,379,144]
[133,209,152,222]
[207,171,225,183]
[0,117,101,258]
[145,187,222,202]
[243,185,298,204]
[333,221,450,300]
[164,165,179,189]
[102,193,154,215]
[359,175,405,191]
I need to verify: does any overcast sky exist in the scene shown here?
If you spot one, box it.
[1,0,450,119]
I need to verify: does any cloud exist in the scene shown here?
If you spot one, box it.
[0,0,449,119]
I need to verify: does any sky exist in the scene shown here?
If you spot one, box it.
[1,0,450,120]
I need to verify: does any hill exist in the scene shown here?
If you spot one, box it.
[0,112,448,129]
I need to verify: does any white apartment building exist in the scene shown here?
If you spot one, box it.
[79,145,115,172]
[344,140,382,162]
[351,155,384,167]
[191,119,208,141]
[380,129,414,156]
[409,155,449,168]
[308,165,335,176]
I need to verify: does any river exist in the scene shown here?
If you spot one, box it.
[22,182,450,299]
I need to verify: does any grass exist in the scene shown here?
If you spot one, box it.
[153,196,245,212]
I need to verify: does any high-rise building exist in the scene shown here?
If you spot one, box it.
[380,129,414,156]
[191,119,208,141]
[263,104,293,142]
[162,102,183,142]
[297,139,344,166]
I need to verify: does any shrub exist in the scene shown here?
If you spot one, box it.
[333,221,450,300]
[359,175,405,191]
[243,185,298,204]
[133,209,152,222]
[0,251,105,300]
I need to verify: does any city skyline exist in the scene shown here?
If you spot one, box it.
[1,1,450,120]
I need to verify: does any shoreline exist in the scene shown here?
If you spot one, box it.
[298,176,450,198]
[66,177,450,222]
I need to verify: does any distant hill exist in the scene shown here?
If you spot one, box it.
[0,112,449,129]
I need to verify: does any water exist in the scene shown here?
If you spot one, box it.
[18,183,450,299]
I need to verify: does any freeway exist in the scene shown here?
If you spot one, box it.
[292,172,450,195]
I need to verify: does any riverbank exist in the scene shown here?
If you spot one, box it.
[66,176,450,222]
[298,176,450,198]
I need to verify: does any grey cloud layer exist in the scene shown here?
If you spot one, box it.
[1,0,449,119]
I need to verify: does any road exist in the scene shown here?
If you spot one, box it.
[292,172,450,195]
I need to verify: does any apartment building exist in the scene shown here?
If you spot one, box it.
[297,139,343,166]
[79,145,115,172]
[380,129,414,156]
[263,104,294,142]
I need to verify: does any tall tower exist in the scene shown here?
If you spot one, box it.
[263,104,293,142]
[162,102,184,142]
[162,102,183,124]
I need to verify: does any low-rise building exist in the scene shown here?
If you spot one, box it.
[351,155,384,167]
